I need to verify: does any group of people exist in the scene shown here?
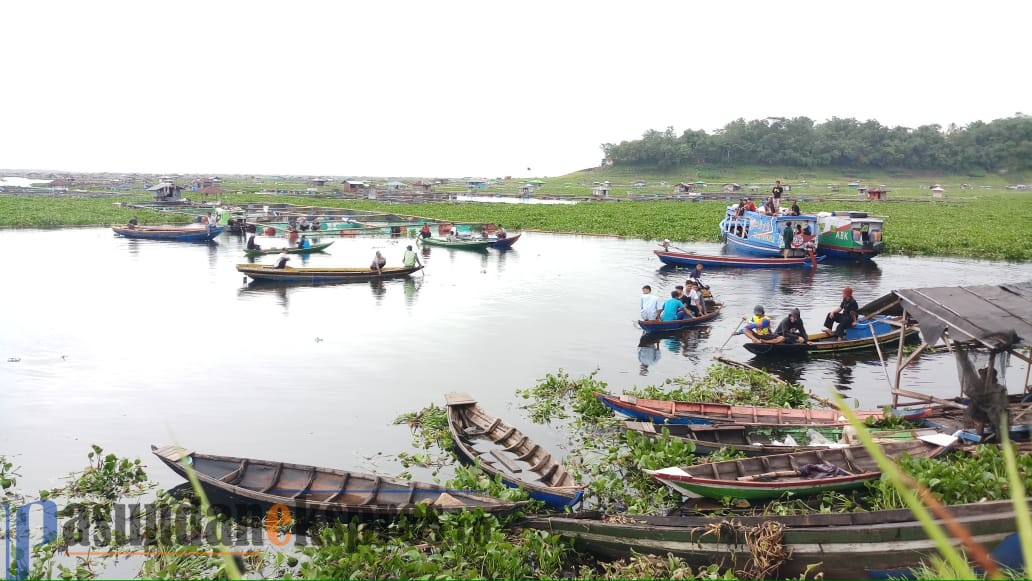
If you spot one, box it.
[732,181,804,220]
[639,264,710,322]
[737,287,860,344]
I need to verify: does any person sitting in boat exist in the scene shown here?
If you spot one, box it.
[660,290,687,321]
[823,287,859,338]
[370,250,387,273]
[684,281,704,317]
[496,225,508,239]
[297,235,311,249]
[246,235,261,251]
[310,218,321,231]
[640,284,661,321]
[744,198,757,212]
[419,223,432,239]
[298,217,310,231]
[274,251,290,269]
[790,200,801,216]
[772,308,808,344]
[733,199,747,219]
[402,245,421,268]
[738,305,773,342]
[127,216,138,229]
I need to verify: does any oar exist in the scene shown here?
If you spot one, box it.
[719,319,746,350]
[737,470,799,482]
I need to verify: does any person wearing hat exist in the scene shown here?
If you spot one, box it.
[823,287,859,338]
[773,308,808,344]
[738,305,773,342]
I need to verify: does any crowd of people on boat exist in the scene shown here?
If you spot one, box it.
[639,264,711,322]
[734,286,860,344]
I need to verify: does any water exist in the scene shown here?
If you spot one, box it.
[2,227,1030,492]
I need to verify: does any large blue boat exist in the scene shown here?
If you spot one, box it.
[718,206,820,258]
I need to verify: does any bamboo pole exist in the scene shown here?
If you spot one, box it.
[870,321,894,390]
[893,309,909,407]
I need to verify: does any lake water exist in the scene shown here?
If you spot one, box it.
[2,227,1031,493]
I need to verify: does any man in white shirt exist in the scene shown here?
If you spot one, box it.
[640,285,661,321]
[686,281,704,316]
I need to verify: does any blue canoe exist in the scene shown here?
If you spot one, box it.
[655,249,824,268]
[638,304,723,332]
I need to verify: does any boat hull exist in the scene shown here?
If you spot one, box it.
[638,304,722,332]
[112,225,225,241]
[244,241,334,257]
[488,232,521,249]
[743,317,920,356]
[444,392,585,509]
[523,499,1023,579]
[655,250,822,269]
[418,237,494,250]
[236,264,422,283]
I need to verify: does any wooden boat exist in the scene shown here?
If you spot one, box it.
[244,241,334,257]
[816,210,885,260]
[655,249,823,268]
[488,232,521,249]
[922,401,1032,444]
[523,498,1024,579]
[112,224,226,242]
[638,303,723,332]
[150,444,525,517]
[743,315,920,356]
[236,264,422,284]
[624,421,939,457]
[647,437,953,501]
[417,236,494,250]
[596,393,932,426]
[444,392,585,509]
[718,206,821,258]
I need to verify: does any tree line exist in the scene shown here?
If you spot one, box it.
[601,115,1032,173]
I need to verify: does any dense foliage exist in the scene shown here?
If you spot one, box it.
[602,115,1032,173]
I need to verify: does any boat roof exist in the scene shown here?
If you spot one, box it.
[861,282,1032,349]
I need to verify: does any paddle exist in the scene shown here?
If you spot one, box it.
[737,470,799,482]
[719,318,746,350]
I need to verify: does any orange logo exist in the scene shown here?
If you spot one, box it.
[265,503,292,546]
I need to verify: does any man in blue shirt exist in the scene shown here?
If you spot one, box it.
[661,291,687,321]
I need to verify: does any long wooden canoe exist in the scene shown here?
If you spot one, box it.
[655,249,824,268]
[647,437,953,501]
[638,303,723,332]
[444,392,585,509]
[523,499,1024,579]
[596,393,932,426]
[418,237,494,250]
[244,241,334,257]
[151,444,525,517]
[624,421,939,457]
[743,315,920,356]
[112,225,226,242]
[236,264,422,283]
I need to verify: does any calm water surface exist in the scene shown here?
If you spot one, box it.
[3,227,1030,491]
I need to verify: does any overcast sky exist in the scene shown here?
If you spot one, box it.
[2,1,1028,178]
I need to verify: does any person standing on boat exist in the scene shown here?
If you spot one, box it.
[823,287,859,338]
[772,180,784,212]
[402,245,422,268]
[273,251,290,269]
[688,264,709,290]
[660,291,687,321]
[640,285,661,321]
[772,308,808,344]
[247,234,261,251]
[782,222,794,257]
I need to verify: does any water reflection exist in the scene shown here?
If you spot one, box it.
[370,279,386,301]
[637,333,661,375]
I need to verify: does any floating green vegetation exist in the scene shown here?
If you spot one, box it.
[0,197,188,228]
[515,368,610,423]
[61,445,151,501]
[627,364,812,409]
[586,553,733,580]
[393,404,455,470]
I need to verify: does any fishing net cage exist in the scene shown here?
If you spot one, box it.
[953,331,1017,437]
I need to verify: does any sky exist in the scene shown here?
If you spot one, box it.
[1,1,1029,179]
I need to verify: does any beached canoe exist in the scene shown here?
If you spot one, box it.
[244,241,334,257]
[743,315,920,356]
[112,224,226,242]
[596,393,931,426]
[624,421,939,456]
[236,264,422,284]
[151,444,525,517]
[417,236,494,250]
[444,392,585,509]
[655,249,824,268]
[638,303,723,332]
[647,436,954,501]
[523,498,1024,579]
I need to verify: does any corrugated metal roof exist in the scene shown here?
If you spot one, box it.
[862,282,1032,349]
